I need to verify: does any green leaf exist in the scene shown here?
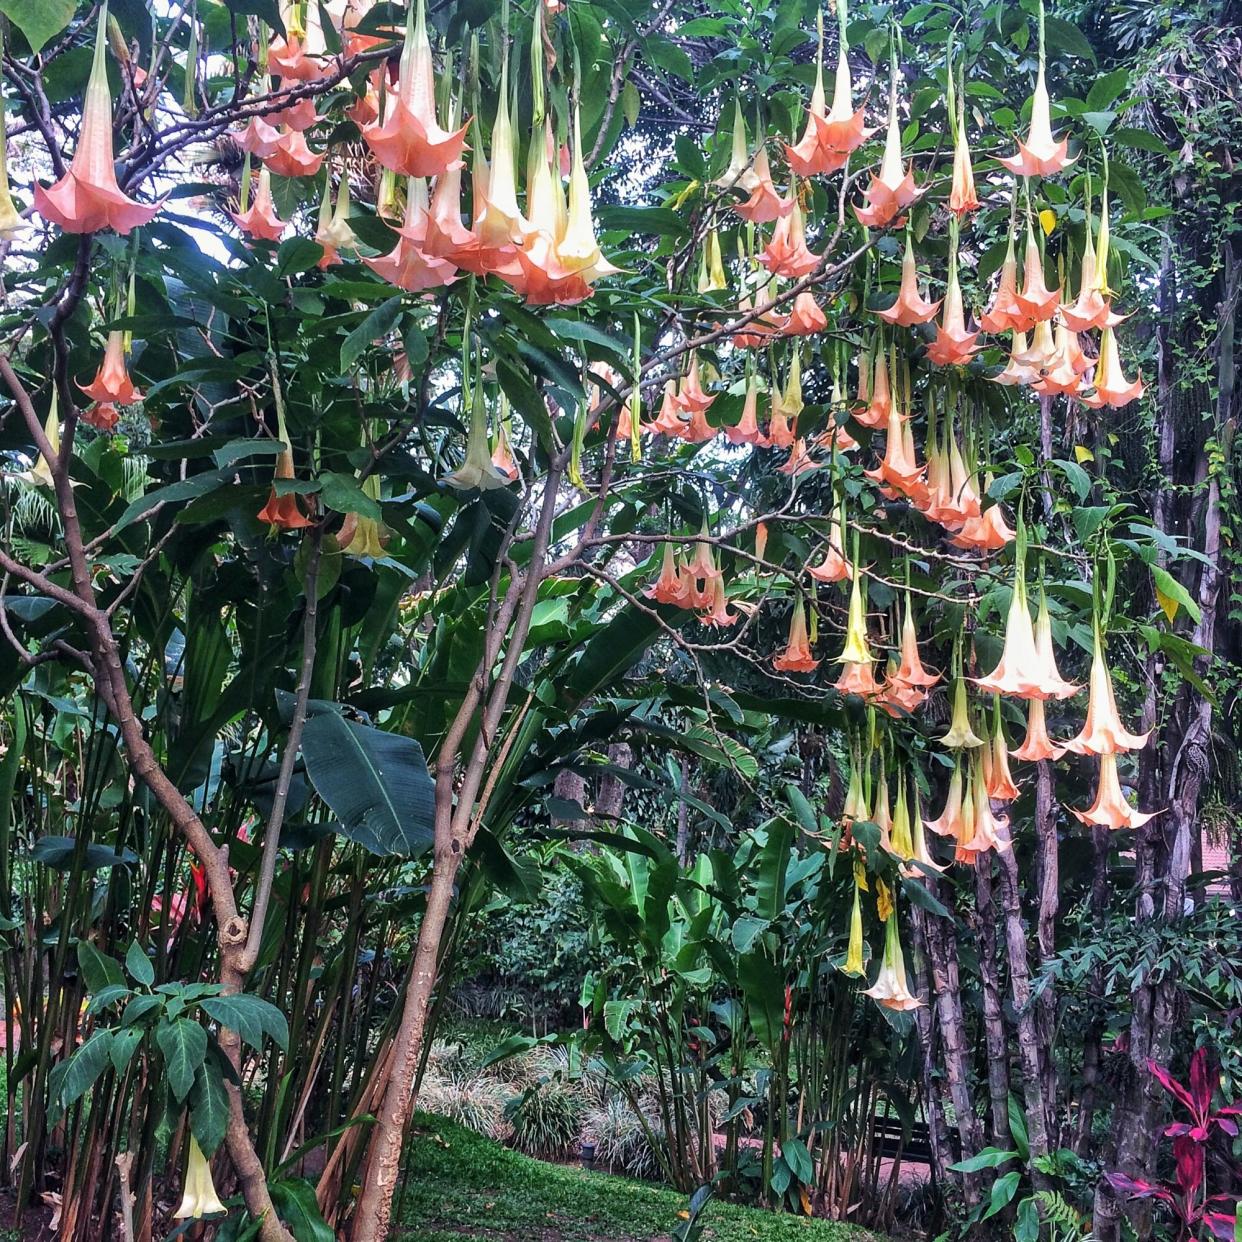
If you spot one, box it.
[0,0,75,53]
[270,1179,335,1242]
[126,941,155,988]
[949,1146,1018,1173]
[597,205,690,239]
[737,947,784,1052]
[1052,458,1091,501]
[157,1018,208,1102]
[199,993,290,1052]
[78,940,126,994]
[1042,15,1097,64]
[983,1170,1022,1220]
[61,1030,114,1106]
[110,1027,144,1076]
[299,710,435,856]
[341,296,403,370]
[190,1058,231,1156]
[1151,566,1202,625]
[1086,69,1129,111]
[319,473,382,520]
[1015,1196,1040,1242]
[276,237,326,277]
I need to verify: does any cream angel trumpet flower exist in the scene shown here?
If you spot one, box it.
[445,374,509,491]
[0,76,26,238]
[1082,325,1145,409]
[1063,625,1151,755]
[842,742,870,822]
[25,397,62,490]
[940,669,985,749]
[887,772,914,859]
[314,172,357,266]
[974,566,1046,698]
[961,751,1008,854]
[1033,588,1080,699]
[715,98,762,193]
[836,569,874,666]
[991,331,1041,387]
[924,759,963,838]
[842,873,867,977]
[863,898,922,1011]
[556,103,620,282]
[174,1137,227,1219]
[998,0,1075,178]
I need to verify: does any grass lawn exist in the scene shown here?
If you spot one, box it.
[393,1113,883,1242]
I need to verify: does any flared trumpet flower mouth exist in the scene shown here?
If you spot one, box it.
[33,5,163,235]
[1070,752,1158,830]
[1010,697,1065,762]
[855,63,920,229]
[925,222,980,367]
[773,598,820,672]
[863,901,922,1011]
[361,0,470,178]
[875,233,941,328]
[997,2,1075,178]
[174,1137,227,1220]
[1064,626,1150,755]
[939,668,985,749]
[231,165,286,241]
[1082,325,1145,409]
[80,331,142,406]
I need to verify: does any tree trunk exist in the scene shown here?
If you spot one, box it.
[973,862,1012,1148]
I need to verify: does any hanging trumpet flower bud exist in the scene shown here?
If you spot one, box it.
[998,0,1075,177]
[926,219,980,366]
[985,699,1021,800]
[697,228,728,293]
[445,369,508,491]
[842,869,867,977]
[715,98,762,192]
[0,72,26,238]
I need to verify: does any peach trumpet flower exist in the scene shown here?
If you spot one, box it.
[364,178,457,292]
[785,290,829,336]
[230,166,286,241]
[236,116,283,160]
[33,5,163,235]
[786,7,873,175]
[925,223,980,366]
[808,500,849,583]
[646,542,693,607]
[855,66,920,229]
[974,568,1046,698]
[258,449,314,531]
[853,346,892,429]
[263,126,324,178]
[733,145,793,225]
[1070,753,1157,830]
[979,229,1029,334]
[864,396,927,504]
[961,752,1008,854]
[773,598,820,672]
[997,0,1075,177]
[984,701,1021,800]
[895,590,939,688]
[759,191,819,279]
[725,372,768,447]
[875,233,941,327]
[700,575,741,628]
[80,330,142,405]
[362,0,470,178]
[1010,697,1065,762]
[991,332,1041,387]
[1082,326,1145,409]
[1060,193,1126,332]
[1013,221,1061,325]
[1033,322,1092,398]
[946,55,979,217]
[924,760,964,839]
[1064,627,1150,755]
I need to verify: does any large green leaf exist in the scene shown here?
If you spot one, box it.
[299,710,435,856]
[0,0,75,52]
[156,1018,208,1102]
